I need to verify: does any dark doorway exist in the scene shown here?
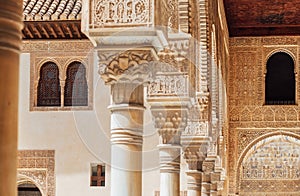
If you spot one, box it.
[265,52,295,105]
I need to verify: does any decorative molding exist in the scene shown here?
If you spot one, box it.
[178,0,189,33]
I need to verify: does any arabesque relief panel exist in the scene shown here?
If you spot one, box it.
[228,36,300,194]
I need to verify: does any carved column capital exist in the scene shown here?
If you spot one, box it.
[184,147,207,171]
[152,109,188,145]
[98,49,155,85]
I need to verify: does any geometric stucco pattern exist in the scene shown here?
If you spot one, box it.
[229,36,300,195]
[17,150,55,196]
[22,40,94,111]
[240,135,300,195]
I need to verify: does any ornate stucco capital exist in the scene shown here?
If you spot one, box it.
[97,49,157,85]
[151,109,188,145]
[184,146,207,170]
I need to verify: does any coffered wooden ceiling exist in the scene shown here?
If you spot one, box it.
[223,0,300,37]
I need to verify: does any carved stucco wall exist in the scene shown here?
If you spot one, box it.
[17,150,55,196]
[228,36,300,195]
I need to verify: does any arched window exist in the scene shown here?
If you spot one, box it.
[64,62,88,106]
[37,62,61,106]
[265,52,295,105]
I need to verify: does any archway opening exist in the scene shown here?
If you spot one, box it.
[265,52,295,105]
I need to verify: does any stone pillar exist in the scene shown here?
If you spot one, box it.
[186,171,202,196]
[159,145,181,196]
[0,1,23,196]
[151,108,188,196]
[109,83,144,196]
[98,50,154,196]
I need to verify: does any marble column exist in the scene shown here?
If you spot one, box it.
[0,1,23,196]
[151,109,188,196]
[98,49,153,196]
[186,171,202,196]
[109,83,144,196]
[159,145,181,196]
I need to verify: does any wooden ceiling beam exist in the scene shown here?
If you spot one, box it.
[22,21,87,39]
[71,23,81,38]
[63,24,73,38]
[46,23,58,38]
[29,23,42,39]
[54,23,66,38]
[38,23,50,39]
[23,26,34,39]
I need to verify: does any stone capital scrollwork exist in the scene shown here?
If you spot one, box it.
[98,49,155,85]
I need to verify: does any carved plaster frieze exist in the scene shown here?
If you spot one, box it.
[183,121,208,136]
[87,0,153,28]
[167,0,179,32]
[148,74,189,96]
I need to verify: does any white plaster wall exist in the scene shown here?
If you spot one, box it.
[18,53,112,196]
[18,52,187,196]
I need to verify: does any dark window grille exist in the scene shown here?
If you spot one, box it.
[265,52,295,105]
[64,62,88,106]
[37,62,61,106]
[90,164,105,187]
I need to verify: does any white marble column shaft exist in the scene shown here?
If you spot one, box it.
[109,83,144,196]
